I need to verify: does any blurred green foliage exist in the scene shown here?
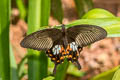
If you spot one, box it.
[91,66,120,80]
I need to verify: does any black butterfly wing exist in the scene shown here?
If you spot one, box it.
[67,25,107,47]
[20,28,62,51]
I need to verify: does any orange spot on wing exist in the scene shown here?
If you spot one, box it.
[48,50,50,53]
[66,51,69,54]
[66,44,71,54]
[60,45,65,54]
[69,48,72,51]
[62,51,66,55]
[73,57,76,59]
[59,49,62,53]
[69,55,72,58]
[60,56,64,60]
[52,58,56,61]
[61,45,64,51]
[57,60,60,63]
[77,52,79,56]
[49,54,52,57]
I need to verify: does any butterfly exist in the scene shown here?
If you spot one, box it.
[20,24,107,74]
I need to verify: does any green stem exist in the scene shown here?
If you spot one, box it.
[18,54,27,79]
[27,0,50,80]
[0,0,10,80]
[16,0,26,20]
[55,59,69,80]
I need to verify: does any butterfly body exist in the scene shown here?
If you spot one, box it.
[20,24,107,74]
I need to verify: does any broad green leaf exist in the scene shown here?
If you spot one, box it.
[0,0,10,80]
[90,66,120,80]
[82,8,115,19]
[112,67,120,80]
[51,0,63,23]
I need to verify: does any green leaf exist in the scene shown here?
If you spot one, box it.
[27,0,50,80]
[112,67,120,80]
[90,66,120,80]
[82,8,115,19]
[51,0,63,23]
[0,0,10,80]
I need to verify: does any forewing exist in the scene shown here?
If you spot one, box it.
[67,25,107,47]
[20,28,62,50]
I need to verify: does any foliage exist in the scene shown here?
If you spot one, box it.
[112,67,120,80]
[90,66,120,80]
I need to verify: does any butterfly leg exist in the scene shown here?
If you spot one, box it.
[53,64,58,75]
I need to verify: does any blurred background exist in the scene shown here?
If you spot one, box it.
[10,0,120,80]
